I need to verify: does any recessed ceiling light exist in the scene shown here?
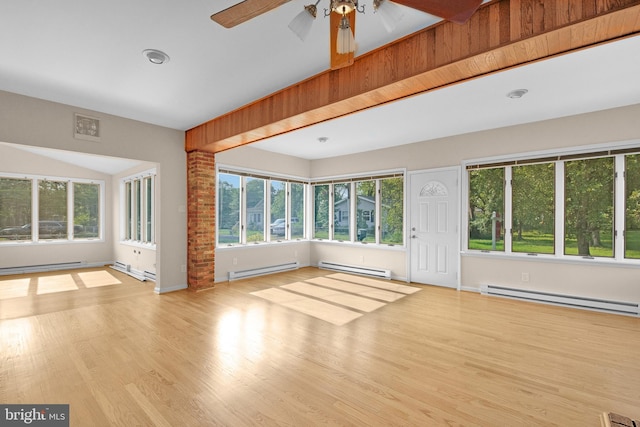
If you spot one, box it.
[143,49,170,65]
[507,89,528,99]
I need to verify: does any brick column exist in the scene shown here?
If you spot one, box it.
[187,150,216,291]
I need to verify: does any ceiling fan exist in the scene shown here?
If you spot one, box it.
[211,0,482,70]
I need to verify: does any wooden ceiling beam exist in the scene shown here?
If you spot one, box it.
[186,0,640,154]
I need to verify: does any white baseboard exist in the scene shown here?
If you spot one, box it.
[154,283,188,294]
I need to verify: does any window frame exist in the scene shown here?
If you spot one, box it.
[216,166,308,247]
[311,170,405,246]
[121,169,155,247]
[0,172,105,244]
[462,143,640,265]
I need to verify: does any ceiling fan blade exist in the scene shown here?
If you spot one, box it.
[211,0,291,28]
[330,11,356,70]
[391,0,482,24]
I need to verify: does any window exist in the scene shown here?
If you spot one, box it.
[313,184,330,239]
[291,183,305,239]
[217,168,307,245]
[625,154,640,259]
[74,182,100,239]
[0,177,32,242]
[564,157,614,257]
[333,183,351,241]
[468,168,504,251]
[216,168,402,247]
[123,171,155,244]
[356,180,375,242]
[270,180,286,240]
[312,173,404,245]
[0,174,103,243]
[380,177,404,245]
[38,180,68,239]
[512,163,555,254]
[246,177,265,242]
[466,147,640,262]
[218,173,241,245]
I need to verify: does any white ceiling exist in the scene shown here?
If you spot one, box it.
[0,0,639,165]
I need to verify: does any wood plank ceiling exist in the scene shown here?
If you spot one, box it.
[186,0,640,154]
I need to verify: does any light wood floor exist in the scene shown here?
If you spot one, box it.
[1,266,639,426]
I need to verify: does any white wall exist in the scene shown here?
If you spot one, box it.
[0,90,187,293]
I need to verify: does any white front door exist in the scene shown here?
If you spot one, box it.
[409,168,459,288]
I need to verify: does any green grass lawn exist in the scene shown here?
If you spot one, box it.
[470,230,640,258]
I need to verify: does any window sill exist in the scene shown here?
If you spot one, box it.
[461,250,640,268]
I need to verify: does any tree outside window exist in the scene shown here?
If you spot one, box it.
[218,173,240,245]
[246,177,265,242]
[74,182,100,238]
[356,180,376,242]
[380,177,403,245]
[38,180,68,240]
[270,180,286,240]
[625,154,640,259]
[468,168,504,251]
[564,157,614,257]
[291,183,305,239]
[512,163,555,254]
[333,183,351,241]
[0,178,31,241]
[313,184,330,239]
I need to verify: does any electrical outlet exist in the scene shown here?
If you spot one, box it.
[233,257,237,265]
[521,272,529,282]
[181,265,186,273]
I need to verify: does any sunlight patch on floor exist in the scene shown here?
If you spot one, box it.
[250,274,420,325]
[78,270,122,288]
[0,278,30,300]
[0,270,123,300]
[36,274,78,295]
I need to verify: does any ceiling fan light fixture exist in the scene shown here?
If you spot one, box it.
[336,15,355,54]
[373,0,404,32]
[288,2,319,41]
[332,0,356,15]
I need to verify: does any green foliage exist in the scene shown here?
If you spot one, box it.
[512,163,555,241]
[381,177,403,244]
[468,168,504,241]
[218,175,240,230]
[0,178,31,228]
[314,184,330,234]
[74,183,99,228]
[38,180,67,221]
[270,181,286,222]
[564,157,614,256]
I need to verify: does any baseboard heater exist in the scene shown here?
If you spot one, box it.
[0,261,86,276]
[228,261,299,281]
[143,270,157,281]
[318,261,391,279]
[111,261,147,282]
[480,285,640,316]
